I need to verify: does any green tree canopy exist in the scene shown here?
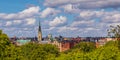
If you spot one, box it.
[0,30,11,59]
[0,30,10,46]
[73,42,96,53]
[20,43,59,60]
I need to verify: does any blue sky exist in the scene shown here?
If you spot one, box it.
[0,0,120,37]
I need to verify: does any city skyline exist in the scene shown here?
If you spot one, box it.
[0,0,120,37]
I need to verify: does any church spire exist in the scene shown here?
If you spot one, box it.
[38,20,41,32]
[38,20,42,42]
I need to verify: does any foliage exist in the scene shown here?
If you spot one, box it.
[73,42,96,53]
[20,43,59,60]
[105,40,118,47]
[0,30,11,59]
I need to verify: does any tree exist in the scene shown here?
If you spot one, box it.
[108,25,120,39]
[0,30,10,46]
[0,30,11,59]
[73,42,96,53]
[0,30,24,60]
[20,43,59,60]
[91,46,120,60]
[108,25,120,49]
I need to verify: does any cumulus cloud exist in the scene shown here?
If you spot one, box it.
[5,21,12,26]
[101,13,120,23]
[60,4,80,13]
[13,20,22,24]
[44,0,120,9]
[4,18,36,27]
[51,9,120,37]
[42,8,120,37]
[1,1,120,37]
[0,6,39,37]
[49,16,67,27]
[71,20,95,28]
[75,9,120,24]
[44,0,92,7]
[40,7,60,18]
[0,6,40,20]
[80,10,95,19]
[73,9,120,36]
[18,6,40,19]
[58,26,78,32]
[25,18,36,25]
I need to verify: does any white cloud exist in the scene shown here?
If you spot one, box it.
[13,20,22,24]
[80,10,95,19]
[18,6,40,19]
[0,6,40,37]
[20,6,39,14]
[77,9,120,24]
[58,26,78,32]
[60,4,80,13]
[102,14,120,23]
[0,6,40,20]
[4,14,16,20]
[44,0,120,9]
[25,18,36,25]
[40,7,60,18]
[1,1,120,37]
[71,20,95,27]
[85,27,99,31]
[49,16,67,27]
[44,0,92,7]
[6,21,12,26]
[43,27,56,31]
[42,8,120,37]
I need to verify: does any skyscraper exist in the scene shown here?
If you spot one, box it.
[38,20,42,42]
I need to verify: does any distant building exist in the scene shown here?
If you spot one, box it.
[94,37,119,47]
[48,34,54,41]
[15,39,31,46]
[60,41,70,52]
[49,37,82,52]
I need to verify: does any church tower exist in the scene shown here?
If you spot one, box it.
[38,20,42,42]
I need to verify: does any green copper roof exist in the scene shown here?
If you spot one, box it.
[16,39,31,45]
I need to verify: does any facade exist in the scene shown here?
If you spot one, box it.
[49,37,82,52]
[60,41,70,52]
[50,40,71,52]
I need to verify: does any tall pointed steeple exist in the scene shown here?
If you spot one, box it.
[38,20,42,42]
[38,20,41,32]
